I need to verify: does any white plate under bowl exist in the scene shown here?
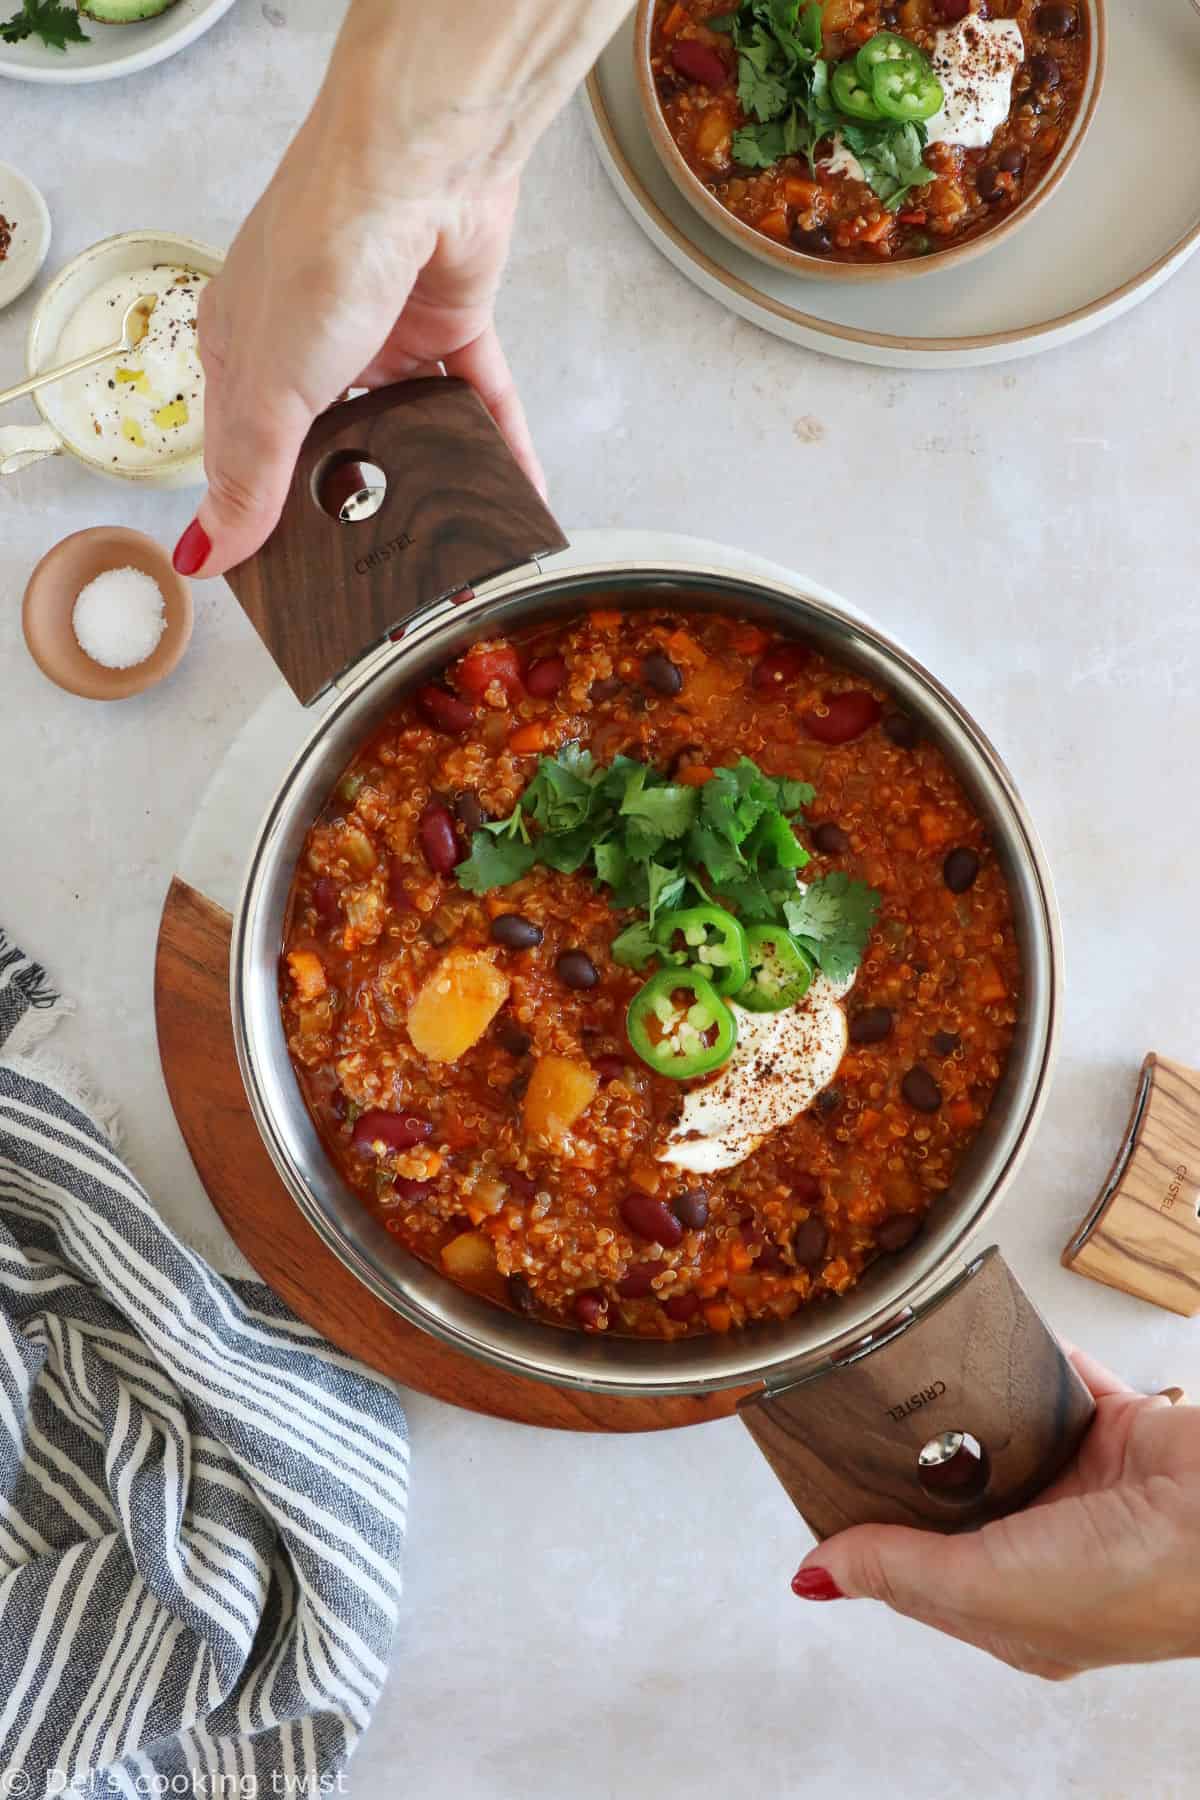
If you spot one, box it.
[585,2,1200,369]
[0,161,50,309]
[0,0,236,85]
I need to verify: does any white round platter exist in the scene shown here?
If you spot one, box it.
[0,160,50,309]
[0,0,236,85]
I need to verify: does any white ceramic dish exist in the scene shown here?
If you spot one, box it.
[0,228,222,486]
[585,2,1200,369]
[0,0,236,85]
[0,160,50,310]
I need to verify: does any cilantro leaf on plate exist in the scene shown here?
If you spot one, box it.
[619,772,699,840]
[784,872,882,984]
[0,0,88,47]
[456,832,537,894]
[611,921,660,969]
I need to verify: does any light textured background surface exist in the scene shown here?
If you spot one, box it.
[2,2,1199,1795]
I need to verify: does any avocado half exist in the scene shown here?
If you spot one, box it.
[79,0,182,20]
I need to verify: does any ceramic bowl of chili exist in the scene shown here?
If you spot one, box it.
[634,0,1106,281]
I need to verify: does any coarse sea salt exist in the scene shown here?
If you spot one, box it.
[72,566,167,671]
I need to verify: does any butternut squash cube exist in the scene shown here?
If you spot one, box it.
[407,950,510,1063]
[441,1231,496,1281]
[287,950,326,1003]
[524,1055,600,1142]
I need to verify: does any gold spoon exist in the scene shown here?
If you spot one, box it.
[0,294,158,410]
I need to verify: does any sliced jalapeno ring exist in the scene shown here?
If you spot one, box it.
[627,968,737,1079]
[831,58,882,121]
[735,926,816,1014]
[855,30,931,81]
[870,60,944,122]
[653,904,750,998]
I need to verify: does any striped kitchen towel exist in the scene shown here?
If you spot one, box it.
[0,930,409,1797]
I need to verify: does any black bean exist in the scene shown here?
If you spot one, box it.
[672,1189,710,1230]
[998,146,1024,173]
[589,677,622,703]
[792,1216,829,1270]
[509,1068,532,1102]
[1013,89,1041,114]
[453,789,487,833]
[816,1087,842,1115]
[811,821,851,856]
[932,1030,961,1057]
[849,1007,893,1047]
[943,847,980,893]
[977,165,1004,203]
[876,1214,923,1253]
[642,651,683,696]
[882,711,919,748]
[1035,3,1077,36]
[1030,51,1061,88]
[901,1067,943,1113]
[557,949,599,990]
[496,1019,533,1057]
[507,1271,538,1315]
[792,224,832,255]
[491,913,544,951]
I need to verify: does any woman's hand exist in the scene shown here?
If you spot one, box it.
[792,1350,1200,1678]
[175,0,630,580]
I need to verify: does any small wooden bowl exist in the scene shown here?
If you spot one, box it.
[23,526,193,701]
[633,0,1107,284]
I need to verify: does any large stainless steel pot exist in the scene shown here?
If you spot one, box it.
[227,381,1092,1535]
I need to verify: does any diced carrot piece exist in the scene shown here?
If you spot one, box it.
[662,1,689,35]
[678,764,713,787]
[977,958,1006,1005]
[589,609,622,631]
[784,177,820,207]
[704,1302,733,1333]
[898,210,927,225]
[729,1240,754,1274]
[287,950,326,1003]
[665,629,707,668]
[441,1231,497,1284]
[756,207,791,242]
[509,721,551,755]
[857,1107,882,1136]
[731,624,769,654]
[408,950,510,1063]
[861,214,894,245]
[524,1056,600,1142]
[948,1100,977,1129]
[694,103,733,164]
[918,809,954,849]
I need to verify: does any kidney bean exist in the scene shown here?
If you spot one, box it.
[792,1216,829,1270]
[882,710,919,748]
[616,1261,667,1300]
[811,822,850,856]
[418,802,464,876]
[672,1188,710,1230]
[392,1175,434,1204]
[507,1271,538,1315]
[620,1193,684,1248]
[790,1171,822,1208]
[663,1290,701,1323]
[495,1019,533,1056]
[670,37,728,88]
[416,684,475,735]
[589,676,622,703]
[802,691,883,745]
[1029,51,1061,87]
[877,1214,923,1253]
[313,877,339,923]
[817,1087,841,1115]
[943,847,980,893]
[752,641,810,692]
[935,0,970,17]
[976,165,1004,204]
[453,789,487,833]
[932,1030,961,1057]
[595,1054,630,1084]
[792,224,832,255]
[642,651,683,696]
[998,146,1024,174]
[492,913,544,951]
[850,1006,894,1047]
[574,1290,608,1330]
[557,949,599,990]
[503,1168,539,1201]
[526,654,567,698]
[1035,2,1077,35]
[456,646,523,701]
[901,1067,943,1113]
[352,1110,433,1155]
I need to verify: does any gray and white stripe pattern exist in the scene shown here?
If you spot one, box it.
[0,931,408,1796]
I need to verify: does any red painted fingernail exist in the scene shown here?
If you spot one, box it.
[791,1567,845,1602]
[172,518,211,576]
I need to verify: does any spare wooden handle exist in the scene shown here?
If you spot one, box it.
[223,378,569,705]
[739,1248,1094,1539]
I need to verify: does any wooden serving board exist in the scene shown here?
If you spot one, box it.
[154,877,748,1432]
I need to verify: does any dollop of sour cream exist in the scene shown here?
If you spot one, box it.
[926,17,1024,151]
[47,264,208,471]
[819,134,867,185]
[657,968,853,1175]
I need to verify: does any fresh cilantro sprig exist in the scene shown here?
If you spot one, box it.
[0,0,89,49]
[713,0,935,212]
[457,746,879,986]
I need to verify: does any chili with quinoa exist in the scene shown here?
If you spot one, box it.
[650,0,1090,264]
[281,605,1019,1339]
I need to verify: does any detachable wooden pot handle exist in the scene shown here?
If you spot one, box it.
[739,1247,1095,1539]
[224,378,569,705]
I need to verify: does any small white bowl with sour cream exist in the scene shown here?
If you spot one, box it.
[0,230,221,487]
